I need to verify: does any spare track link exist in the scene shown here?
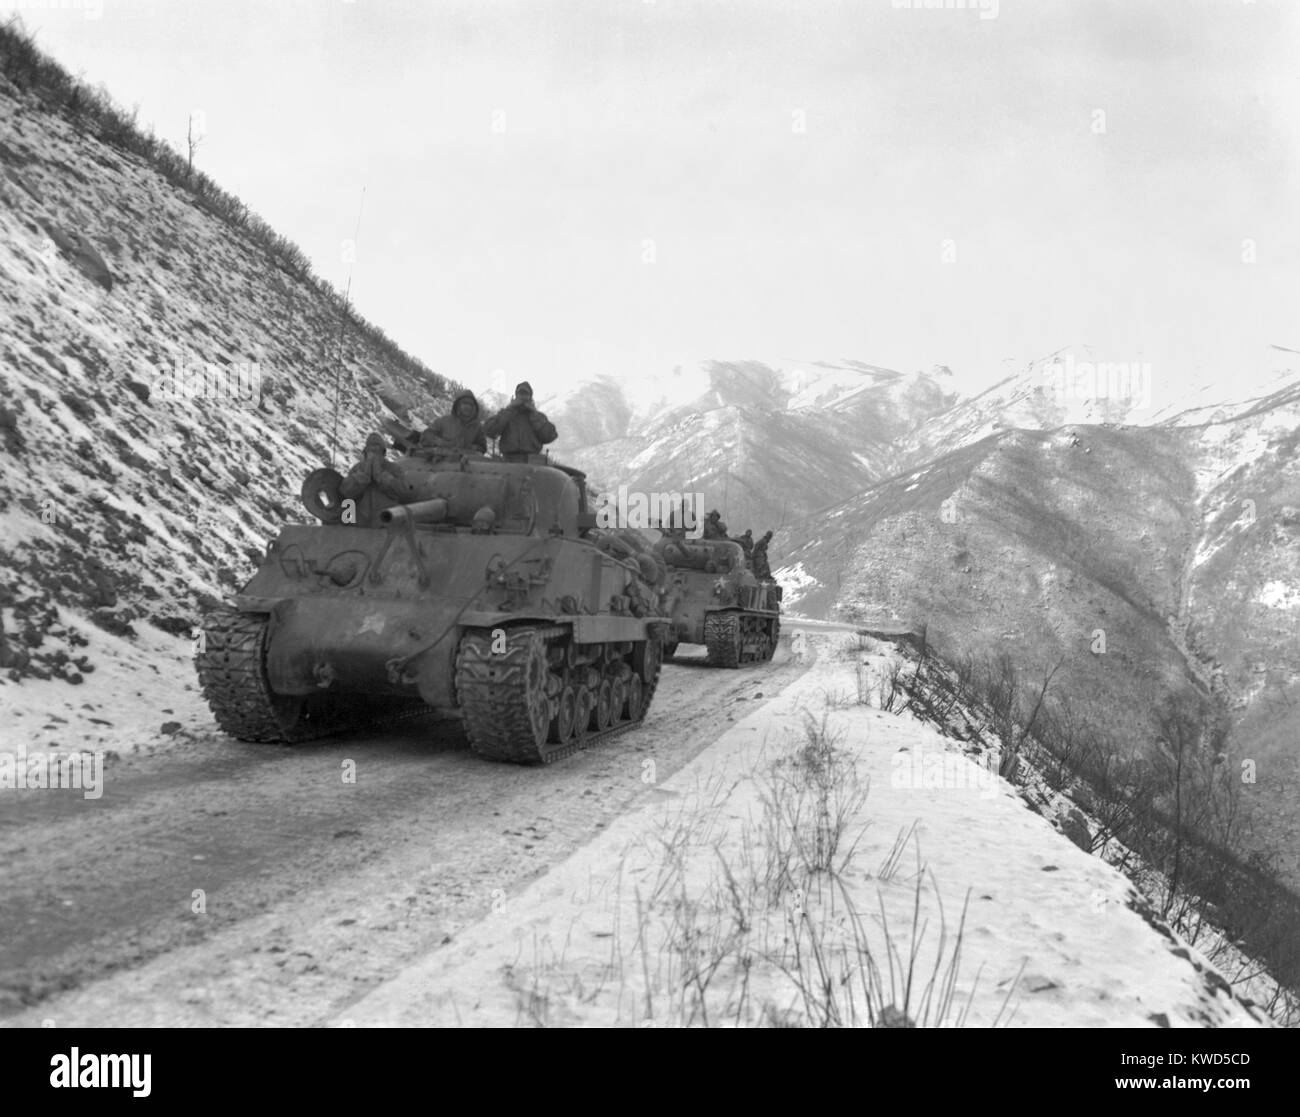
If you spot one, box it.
[456,623,662,765]
[197,609,420,743]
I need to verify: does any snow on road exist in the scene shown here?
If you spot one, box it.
[339,636,1265,1028]
[0,644,807,1026]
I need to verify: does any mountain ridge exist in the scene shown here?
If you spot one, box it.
[552,354,1300,888]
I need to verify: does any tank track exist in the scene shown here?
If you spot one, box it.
[197,609,416,743]
[704,611,780,668]
[456,623,663,764]
[639,633,664,712]
[704,612,740,667]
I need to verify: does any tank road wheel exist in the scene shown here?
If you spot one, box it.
[574,686,593,741]
[745,616,775,665]
[592,679,614,731]
[609,675,627,725]
[457,627,658,764]
[705,612,742,668]
[548,686,578,745]
[624,674,644,721]
[196,609,351,743]
[456,625,564,763]
[762,618,780,662]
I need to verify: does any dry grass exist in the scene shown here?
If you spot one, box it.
[504,709,1010,1028]
[899,645,1300,1026]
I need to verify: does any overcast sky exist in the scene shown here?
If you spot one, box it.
[13,0,1300,401]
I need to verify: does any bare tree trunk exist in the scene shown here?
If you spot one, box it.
[1167,739,1184,916]
[186,112,203,180]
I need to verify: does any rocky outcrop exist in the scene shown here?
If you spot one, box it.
[39,218,115,291]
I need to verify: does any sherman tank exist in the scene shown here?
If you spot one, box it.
[195,445,669,764]
[652,534,781,666]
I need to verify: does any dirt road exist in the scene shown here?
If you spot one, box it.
[0,643,814,1026]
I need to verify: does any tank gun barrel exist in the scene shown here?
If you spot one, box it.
[379,499,449,528]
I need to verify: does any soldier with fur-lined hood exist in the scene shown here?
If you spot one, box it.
[483,381,557,462]
[419,389,487,454]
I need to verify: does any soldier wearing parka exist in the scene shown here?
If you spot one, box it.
[340,433,402,525]
[482,381,557,462]
[419,389,487,454]
[751,530,774,580]
[702,510,729,540]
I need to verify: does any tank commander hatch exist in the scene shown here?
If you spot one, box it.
[482,381,557,463]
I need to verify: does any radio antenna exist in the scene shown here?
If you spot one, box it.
[329,186,367,468]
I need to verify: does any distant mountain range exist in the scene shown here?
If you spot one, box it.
[547,359,959,536]
[553,354,1300,885]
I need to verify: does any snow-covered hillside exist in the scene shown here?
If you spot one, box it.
[772,379,1300,888]
[0,78,455,746]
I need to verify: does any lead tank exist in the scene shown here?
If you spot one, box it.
[653,534,781,666]
[195,446,669,764]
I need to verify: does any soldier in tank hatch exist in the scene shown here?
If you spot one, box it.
[702,510,729,540]
[340,433,402,524]
[419,389,487,454]
[734,529,754,558]
[751,530,774,580]
[482,381,557,462]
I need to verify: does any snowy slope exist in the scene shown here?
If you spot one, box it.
[0,80,455,749]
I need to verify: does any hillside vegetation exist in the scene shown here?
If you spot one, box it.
[0,24,456,701]
[782,387,1300,888]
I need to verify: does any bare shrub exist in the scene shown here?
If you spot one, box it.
[894,644,1300,1021]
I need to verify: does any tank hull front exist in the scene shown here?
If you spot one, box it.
[660,567,781,647]
[231,524,657,710]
